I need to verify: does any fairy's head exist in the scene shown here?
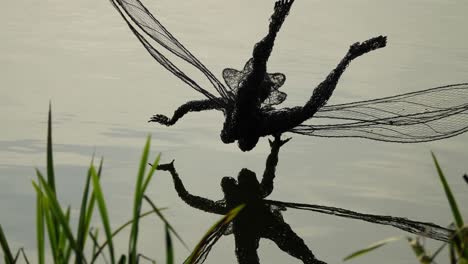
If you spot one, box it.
[237,136,259,152]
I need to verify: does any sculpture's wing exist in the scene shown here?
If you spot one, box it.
[290,83,468,142]
[111,0,233,107]
[265,199,453,242]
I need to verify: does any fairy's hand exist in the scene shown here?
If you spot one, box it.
[154,159,175,172]
[268,134,291,148]
[148,114,171,126]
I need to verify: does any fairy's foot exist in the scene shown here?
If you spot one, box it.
[348,35,387,59]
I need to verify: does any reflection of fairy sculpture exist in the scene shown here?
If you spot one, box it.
[111,0,468,151]
[157,136,326,264]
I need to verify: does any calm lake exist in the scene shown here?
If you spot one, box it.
[1,0,468,263]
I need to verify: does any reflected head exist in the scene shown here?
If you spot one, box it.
[237,168,258,186]
[221,176,237,194]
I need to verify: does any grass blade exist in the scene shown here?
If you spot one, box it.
[165,224,174,264]
[33,180,59,262]
[35,181,45,264]
[431,153,464,228]
[141,154,160,195]
[46,104,61,254]
[84,158,104,247]
[90,166,115,264]
[144,195,188,249]
[343,237,401,261]
[91,229,99,258]
[91,209,166,263]
[0,225,15,264]
[57,206,72,262]
[46,103,56,194]
[35,172,86,262]
[185,205,244,264]
[407,237,431,264]
[75,164,95,264]
[129,136,151,264]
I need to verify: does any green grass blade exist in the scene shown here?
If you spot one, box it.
[91,209,166,262]
[36,172,86,262]
[35,181,45,264]
[0,225,15,264]
[46,105,61,253]
[407,237,431,264]
[91,229,99,258]
[165,224,174,264]
[13,248,30,264]
[33,180,59,262]
[432,153,464,228]
[90,166,115,264]
[84,158,104,247]
[75,164,94,264]
[343,237,401,261]
[46,103,56,194]
[141,154,160,195]
[129,135,151,264]
[144,196,188,249]
[57,206,71,262]
[118,255,126,264]
[185,205,244,264]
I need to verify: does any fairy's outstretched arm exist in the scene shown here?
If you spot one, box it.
[149,98,223,126]
[236,0,295,107]
[157,161,228,215]
[250,0,294,77]
[260,134,290,198]
[260,36,388,136]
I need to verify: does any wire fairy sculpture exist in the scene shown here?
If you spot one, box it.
[110,0,468,151]
[155,135,454,264]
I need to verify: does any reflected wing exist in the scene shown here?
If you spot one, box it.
[290,83,468,142]
[265,199,453,242]
[110,0,232,106]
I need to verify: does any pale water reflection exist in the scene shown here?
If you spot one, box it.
[1,0,468,263]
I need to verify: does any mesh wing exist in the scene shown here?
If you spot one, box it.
[265,200,453,242]
[111,0,232,105]
[290,83,468,142]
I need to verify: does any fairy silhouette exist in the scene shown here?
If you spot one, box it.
[157,135,326,264]
[111,0,468,151]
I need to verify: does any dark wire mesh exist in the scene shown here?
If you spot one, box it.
[292,83,468,142]
[265,199,453,242]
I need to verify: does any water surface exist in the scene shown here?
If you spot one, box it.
[1,0,468,263]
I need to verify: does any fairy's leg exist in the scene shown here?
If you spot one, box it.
[149,98,222,126]
[260,36,387,135]
[264,221,326,264]
[235,0,295,111]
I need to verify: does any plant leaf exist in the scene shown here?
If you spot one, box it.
[432,153,464,228]
[0,225,15,264]
[129,136,151,264]
[90,166,115,264]
[343,237,401,261]
[166,224,174,264]
[144,195,188,249]
[185,205,244,264]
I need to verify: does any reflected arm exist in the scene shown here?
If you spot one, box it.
[260,135,290,197]
[158,161,228,215]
